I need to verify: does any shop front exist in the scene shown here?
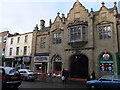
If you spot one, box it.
[51,54,62,76]
[5,57,14,67]
[34,53,49,74]
[14,56,31,69]
[99,52,114,76]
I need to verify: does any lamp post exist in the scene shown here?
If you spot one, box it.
[2,53,5,66]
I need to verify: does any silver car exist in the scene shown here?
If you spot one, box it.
[19,69,37,81]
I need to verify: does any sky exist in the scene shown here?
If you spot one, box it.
[0,0,119,34]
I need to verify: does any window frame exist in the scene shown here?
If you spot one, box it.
[16,47,19,55]
[98,25,112,40]
[25,35,28,43]
[23,46,27,55]
[17,37,20,43]
[10,38,13,44]
[40,37,46,48]
[9,48,12,56]
[53,32,62,44]
[68,25,87,42]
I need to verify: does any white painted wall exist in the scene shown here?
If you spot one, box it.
[5,32,33,58]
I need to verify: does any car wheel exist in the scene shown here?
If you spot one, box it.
[90,84,96,89]
[22,77,26,81]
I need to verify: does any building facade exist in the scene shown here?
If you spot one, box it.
[0,31,10,66]
[5,32,33,69]
[32,1,120,78]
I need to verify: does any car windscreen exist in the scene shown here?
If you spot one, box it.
[99,75,113,81]
[9,69,19,75]
[28,70,33,72]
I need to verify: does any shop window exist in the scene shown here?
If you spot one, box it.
[52,55,62,74]
[53,62,62,71]
[35,63,47,73]
[99,52,114,72]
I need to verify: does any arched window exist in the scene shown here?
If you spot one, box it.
[99,52,114,72]
[52,55,62,75]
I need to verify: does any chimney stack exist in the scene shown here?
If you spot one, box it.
[40,19,45,29]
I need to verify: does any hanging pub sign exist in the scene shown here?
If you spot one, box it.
[99,52,114,72]
[102,53,110,60]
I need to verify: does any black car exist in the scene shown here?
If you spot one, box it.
[0,66,22,89]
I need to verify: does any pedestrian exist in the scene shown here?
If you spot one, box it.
[61,68,66,83]
[91,71,96,80]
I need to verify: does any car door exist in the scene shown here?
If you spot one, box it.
[113,75,120,88]
[97,75,113,88]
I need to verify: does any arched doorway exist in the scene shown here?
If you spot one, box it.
[51,55,62,75]
[70,54,88,78]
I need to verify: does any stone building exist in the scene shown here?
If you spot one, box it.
[5,32,33,69]
[32,1,120,78]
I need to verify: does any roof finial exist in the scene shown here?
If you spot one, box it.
[91,8,93,12]
[114,1,117,6]
[102,2,105,6]
[57,12,60,16]
[34,24,39,31]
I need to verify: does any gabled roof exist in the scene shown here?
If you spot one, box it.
[40,27,50,31]
[93,8,114,15]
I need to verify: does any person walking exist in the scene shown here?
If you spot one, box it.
[61,68,66,83]
[91,71,96,80]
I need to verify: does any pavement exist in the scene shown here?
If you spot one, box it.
[36,74,87,86]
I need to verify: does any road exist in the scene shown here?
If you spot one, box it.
[18,80,87,89]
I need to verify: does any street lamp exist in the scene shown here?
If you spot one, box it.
[2,53,5,66]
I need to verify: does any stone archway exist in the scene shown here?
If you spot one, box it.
[51,54,62,75]
[70,54,88,78]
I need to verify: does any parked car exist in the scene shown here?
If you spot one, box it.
[86,75,120,88]
[19,69,37,81]
[0,66,22,89]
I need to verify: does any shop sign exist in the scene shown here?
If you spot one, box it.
[34,56,49,62]
[23,57,31,63]
[102,53,110,60]
[100,61,113,63]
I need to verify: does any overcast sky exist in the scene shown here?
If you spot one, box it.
[0,0,119,34]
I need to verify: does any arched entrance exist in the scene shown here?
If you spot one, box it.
[70,54,88,78]
[51,55,62,75]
